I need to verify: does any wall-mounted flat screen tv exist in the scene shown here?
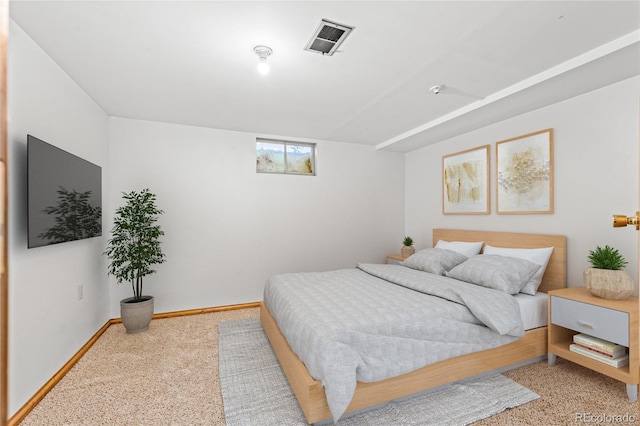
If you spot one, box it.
[28,135,102,248]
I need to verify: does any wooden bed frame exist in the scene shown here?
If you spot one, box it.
[260,229,567,424]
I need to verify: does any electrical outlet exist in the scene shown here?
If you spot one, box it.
[78,284,83,300]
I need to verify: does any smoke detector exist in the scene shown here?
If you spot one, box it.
[430,85,444,95]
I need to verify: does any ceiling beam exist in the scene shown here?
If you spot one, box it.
[376,30,640,151]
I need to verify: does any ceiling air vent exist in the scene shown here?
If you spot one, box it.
[304,19,354,56]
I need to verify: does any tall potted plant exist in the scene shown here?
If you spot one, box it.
[105,189,166,333]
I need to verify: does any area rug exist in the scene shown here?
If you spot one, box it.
[219,318,539,425]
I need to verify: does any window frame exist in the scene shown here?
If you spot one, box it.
[256,138,317,176]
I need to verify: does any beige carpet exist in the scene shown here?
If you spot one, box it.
[18,307,638,425]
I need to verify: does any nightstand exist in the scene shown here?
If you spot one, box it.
[548,287,638,401]
[386,254,405,265]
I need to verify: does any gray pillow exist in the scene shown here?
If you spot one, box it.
[401,248,468,275]
[445,254,540,294]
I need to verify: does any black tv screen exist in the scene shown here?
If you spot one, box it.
[28,135,102,248]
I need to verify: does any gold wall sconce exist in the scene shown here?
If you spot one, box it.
[612,212,640,230]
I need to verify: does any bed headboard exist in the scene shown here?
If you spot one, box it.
[432,229,567,293]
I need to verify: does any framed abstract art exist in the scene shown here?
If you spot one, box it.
[496,129,554,214]
[442,145,490,215]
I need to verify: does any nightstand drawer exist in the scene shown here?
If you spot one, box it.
[551,296,629,346]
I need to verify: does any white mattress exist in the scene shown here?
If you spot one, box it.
[514,291,548,330]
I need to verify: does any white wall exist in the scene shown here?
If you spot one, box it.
[406,76,640,294]
[107,118,405,317]
[7,21,110,416]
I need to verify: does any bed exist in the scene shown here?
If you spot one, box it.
[260,229,567,424]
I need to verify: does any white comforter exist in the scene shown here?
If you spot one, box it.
[262,263,524,422]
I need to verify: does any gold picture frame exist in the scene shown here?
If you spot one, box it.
[442,145,490,215]
[496,129,554,214]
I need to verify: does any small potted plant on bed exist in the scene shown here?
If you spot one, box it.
[401,236,415,258]
[584,245,633,300]
[105,189,166,333]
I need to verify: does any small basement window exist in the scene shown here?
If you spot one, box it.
[256,139,316,175]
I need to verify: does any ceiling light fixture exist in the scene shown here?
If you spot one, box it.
[253,45,273,75]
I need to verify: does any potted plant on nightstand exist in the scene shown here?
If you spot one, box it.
[401,236,415,258]
[584,245,634,300]
[105,189,166,333]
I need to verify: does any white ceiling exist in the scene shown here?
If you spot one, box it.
[9,1,640,152]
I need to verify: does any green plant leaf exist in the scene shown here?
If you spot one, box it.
[587,245,627,270]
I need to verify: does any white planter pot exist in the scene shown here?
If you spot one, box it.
[120,296,154,334]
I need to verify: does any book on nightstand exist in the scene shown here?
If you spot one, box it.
[572,334,626,358]
[569,344,629,368]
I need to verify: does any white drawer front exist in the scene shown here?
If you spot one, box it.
[551,296,629,347]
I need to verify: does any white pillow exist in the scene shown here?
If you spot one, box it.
[435,240,484,257]
[482,245,554,295]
